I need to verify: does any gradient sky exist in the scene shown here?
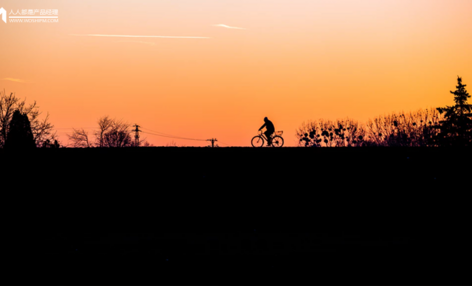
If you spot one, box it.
[1,0,471,146]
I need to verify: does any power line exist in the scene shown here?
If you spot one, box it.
[141,130,220,149]
[217,140,231,146]
[141,127,216,143]
[141,127,223,144]
[141,131,208,142]
[140,126,211,141]
[141,127,226,147]
[140,127,182,137]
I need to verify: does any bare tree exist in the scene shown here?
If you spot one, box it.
[0,90,56,147]
[67,116,134,148]
[103,119,132,148]
[67,128,91,148]
[95,116,113,147]
[365,108,442,146]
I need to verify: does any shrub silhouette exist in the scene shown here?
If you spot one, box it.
[4,110,36,149]
[365,108,441,146]
[41,139,61,148]
[297,109,442,147]
[297,118,366,147]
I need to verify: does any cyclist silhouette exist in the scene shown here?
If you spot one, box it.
[259,117,275,146]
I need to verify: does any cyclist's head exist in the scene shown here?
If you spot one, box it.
[264,117,268,121]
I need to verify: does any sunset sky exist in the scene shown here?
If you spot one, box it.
[1,0,471,146]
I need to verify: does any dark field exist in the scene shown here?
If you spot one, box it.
[1,147,470,284]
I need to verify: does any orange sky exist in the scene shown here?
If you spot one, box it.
[1,0,472,146]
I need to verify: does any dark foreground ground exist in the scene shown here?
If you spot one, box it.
[1,147,471,284]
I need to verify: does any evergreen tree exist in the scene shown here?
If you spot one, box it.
[4,110,36,149]
[433,77,472,146]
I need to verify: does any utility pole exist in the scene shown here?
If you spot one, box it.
[207,138,217,148]
[133,124,142,147]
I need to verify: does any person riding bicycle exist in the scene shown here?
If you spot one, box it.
[258,117,275,146]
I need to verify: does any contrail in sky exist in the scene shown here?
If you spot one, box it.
[214,24,246,30]
[70,34,210,39]
[1,78,25,83]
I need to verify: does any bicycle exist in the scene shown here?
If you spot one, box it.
[251,131,284,147]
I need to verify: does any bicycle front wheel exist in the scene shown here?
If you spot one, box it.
[251,136,265,147]
[271,136,284,147]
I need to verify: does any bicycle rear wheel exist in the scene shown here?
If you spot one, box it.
[251,136,265,147]
[271,136,284,147]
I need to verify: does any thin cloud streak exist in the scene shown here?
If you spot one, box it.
[1,78,25,83]
[116,40,156,46]
[70,34,210,39]
[214,24,246,30]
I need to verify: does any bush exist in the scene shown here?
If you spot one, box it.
[297,118,367,147]
[365,108,442,147]
[297,108,442,147]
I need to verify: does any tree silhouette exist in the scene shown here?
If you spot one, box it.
[68,128,91,148]
[96,116,114,147]
[433,77,472,146]
[68,116,148,147]
[0,90,56,147]
[4,110,36,149]
[103,128,132,147]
